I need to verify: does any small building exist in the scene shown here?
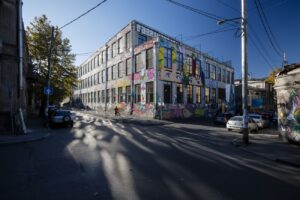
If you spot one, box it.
[274,63,300,143]
[0,0,30,134]
[73,20,235,119]
[235,78,274,114]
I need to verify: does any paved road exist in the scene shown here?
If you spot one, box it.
[1,112,300,200]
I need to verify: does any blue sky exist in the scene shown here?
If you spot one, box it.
[23,0,300,78]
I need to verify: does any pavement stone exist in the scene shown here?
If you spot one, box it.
[0,117,51,145]
[232,134,300,168]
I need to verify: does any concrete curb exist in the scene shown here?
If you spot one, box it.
[0,131,51,146]
[231,138,300,168]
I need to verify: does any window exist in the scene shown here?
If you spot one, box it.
[94,91,96,103]
[118,37,123,54]
[146,48,153,69]
[211,88,216,102]
[135,84,141,103]
[94,74,96,85]
[101,51,105,64]
[138,34,147,45]
[95,56,99,67]
[187,56,192,74]
[98,91,101,103]
[126,58,131,75]
[97,72,100,84]
[126,86,131,103]
[146,82,154,103]
[135,53,142,72]
[112,42,117,58]
[176,83,183,103]
[217,66,221,81]
[231,72,234,84]
[107,67,111,81]
[164,48,172,69]
[176,52,183,71]
[222,69,226,82]
[205,63,210,79]
[106,89,110,103]
[112,88,116,103]
[112,65,116,80]
[125,31,131,49]
[118,62,123,78]
[98,54,101,66]
[211,65,216,80]
[196,60,201,77]
[101,70,105,83]
[187,85,193,103]
[101,90,105,103]
[107,46,111,60]
[118,87,123,102]
[227,70,231,83]
[205,87,210,104]
[164,82,172,103]
[196,86,201,103]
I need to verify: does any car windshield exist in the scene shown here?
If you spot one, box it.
[55,110,71,115]
[230,117,242,121]
[250,115,261,119]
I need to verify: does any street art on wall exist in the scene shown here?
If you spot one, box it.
[278,89,300,142]
[157,38,203,86]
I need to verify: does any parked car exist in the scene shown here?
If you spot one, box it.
[226,116,258,133]
[50,109,75,127]
[214,113,234,125]
[249,114,269,128]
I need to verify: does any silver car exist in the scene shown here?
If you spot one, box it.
[226,116,258,133]
[249,114,269,128]
[50,109,75,127]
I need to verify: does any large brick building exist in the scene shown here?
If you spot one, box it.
[74,20,235,119]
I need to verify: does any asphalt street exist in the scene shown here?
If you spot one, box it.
[1,112,300,200]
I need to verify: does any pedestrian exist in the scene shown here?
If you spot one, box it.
[114,106,120,116]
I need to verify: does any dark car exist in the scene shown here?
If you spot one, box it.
[50,109,75,127]
[213,113,234,125]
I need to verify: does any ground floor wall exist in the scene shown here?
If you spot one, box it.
[276,87,300,143]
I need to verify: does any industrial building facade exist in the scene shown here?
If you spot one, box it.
[73,21,235,119]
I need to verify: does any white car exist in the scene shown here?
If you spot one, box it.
[249,114,269,128]
[50,109,75,127]
[226,116,258,133]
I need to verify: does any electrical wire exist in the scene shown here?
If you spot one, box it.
[256,0,283,54]
[60,0,108,30]
[254,0,283,58]
[248,35,274,70]
[184,27,238,41]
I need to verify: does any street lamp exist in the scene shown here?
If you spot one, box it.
[218,0,249,145]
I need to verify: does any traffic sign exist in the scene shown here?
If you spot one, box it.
[44,87,53,95]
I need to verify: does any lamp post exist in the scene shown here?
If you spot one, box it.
[218,0,249,144]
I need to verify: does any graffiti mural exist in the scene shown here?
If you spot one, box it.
[278,89,300,142]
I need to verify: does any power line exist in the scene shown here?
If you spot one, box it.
[248,35,274,70]
[256,0,283,54]
[212,0,240,13]
[165,0,221,21]
[254,0,282,58]
[60,0,108,30]
[184,27,238,41]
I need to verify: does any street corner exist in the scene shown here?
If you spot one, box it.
[0,129,51,146]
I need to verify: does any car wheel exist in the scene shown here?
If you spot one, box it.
[63,116,70,122]
[227,128,231,132]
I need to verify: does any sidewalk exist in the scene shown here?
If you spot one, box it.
[232,133,300,168]
[0,117,51,145]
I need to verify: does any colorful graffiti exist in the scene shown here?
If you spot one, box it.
[278,89,300,142]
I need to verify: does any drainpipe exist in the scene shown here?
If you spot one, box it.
[104,44,108,112]
[130,22,135,115]
[18,0,27,134]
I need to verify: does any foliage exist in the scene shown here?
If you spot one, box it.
[26,15,77,105]
[265,67,282,85]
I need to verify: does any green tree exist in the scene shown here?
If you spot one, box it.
[26,15,77,107]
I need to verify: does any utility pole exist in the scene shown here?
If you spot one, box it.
[45,26,55,109]
[241,0,249,144]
